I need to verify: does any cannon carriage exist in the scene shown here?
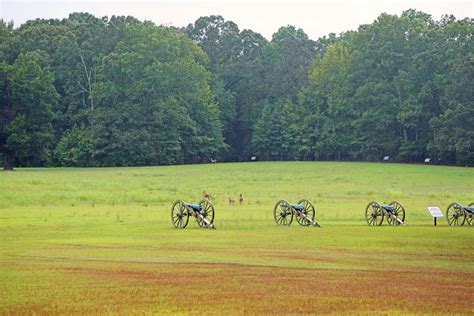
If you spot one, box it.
[365,201,405,226]
[273,199,320,227]
[446,202,474,226]
[171,199,215,229]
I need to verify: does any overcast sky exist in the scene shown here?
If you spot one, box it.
[1,0,472,40]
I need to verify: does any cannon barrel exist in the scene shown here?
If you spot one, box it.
[195,211,216,229]
[296,209,321,227]
[387,212,405,225]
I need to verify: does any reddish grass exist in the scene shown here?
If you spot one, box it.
[3,261,473,314]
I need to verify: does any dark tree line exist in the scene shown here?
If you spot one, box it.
[0,10,472,169]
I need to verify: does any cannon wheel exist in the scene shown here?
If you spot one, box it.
[273,200,293,226]
[446,202,465,226]
[365,201,384,226]
[171,200,189,228]
[196,199,215,228]
[466,203,474,226]
[295,199,315,226]
[386,201,405,226]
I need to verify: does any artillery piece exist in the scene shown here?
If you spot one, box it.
[365,201,405,226]
[273,199,320,227]
[171,199,215,229]
[446,202,474,226]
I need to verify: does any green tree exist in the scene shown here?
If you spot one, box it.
[428,17,473,165]
[0,20,14,61]
[54,125,93,166]
[303,42,356,160]
[1,11,471,167]
[251,102,284,160]
[90,23,225,166]
[264,26,318,102]
[0,53,58,170]
[187,16,269,160]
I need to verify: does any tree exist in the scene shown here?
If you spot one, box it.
[302,42,356,160]
[299,10,471,163]
[263,26,318,102]
[187,16,270,160]
[0,20,14,61]
[0,53,58,170]
[90,23,225,166]
[251,102,283,160]
[0,11,471,167]
[428,17,474,165]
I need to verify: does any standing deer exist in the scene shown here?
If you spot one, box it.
[229,197,235,205]
[239,194,244,205]
[203,191,213,200]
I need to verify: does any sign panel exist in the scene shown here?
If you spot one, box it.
[428,206,444,218]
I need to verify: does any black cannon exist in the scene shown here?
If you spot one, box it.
[446,202,473,226]
[273,199,320,227]
[365,201,405,226]
[171,199,215,229]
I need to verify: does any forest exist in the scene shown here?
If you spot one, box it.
[0,10,472,169]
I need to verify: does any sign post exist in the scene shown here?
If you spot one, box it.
[427,206,444,226]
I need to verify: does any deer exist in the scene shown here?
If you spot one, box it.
[229,197,235,205]
[202,191,216,201]
[203,191,213,201]
[239,194,244,205]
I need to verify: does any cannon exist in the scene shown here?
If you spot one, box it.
[171,199,215,229]
[273,199,320,227]
[365,201,405,226]
[446,202,474,226]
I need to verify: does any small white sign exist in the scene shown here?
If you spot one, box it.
[428,206,444,218]
[383,156,390,161]
[424,158,431,163]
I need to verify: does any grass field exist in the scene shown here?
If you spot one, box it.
[1,162,473,314]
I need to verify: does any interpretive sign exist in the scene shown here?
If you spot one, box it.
[427,206,443,226]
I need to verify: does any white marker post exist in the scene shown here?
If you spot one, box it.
[427,206,444,226]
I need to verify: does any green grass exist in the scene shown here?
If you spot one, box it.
[1,162,473,314]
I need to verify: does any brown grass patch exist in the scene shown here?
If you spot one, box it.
[5,262,471,314]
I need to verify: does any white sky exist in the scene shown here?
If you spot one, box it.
[1,0,472,40]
